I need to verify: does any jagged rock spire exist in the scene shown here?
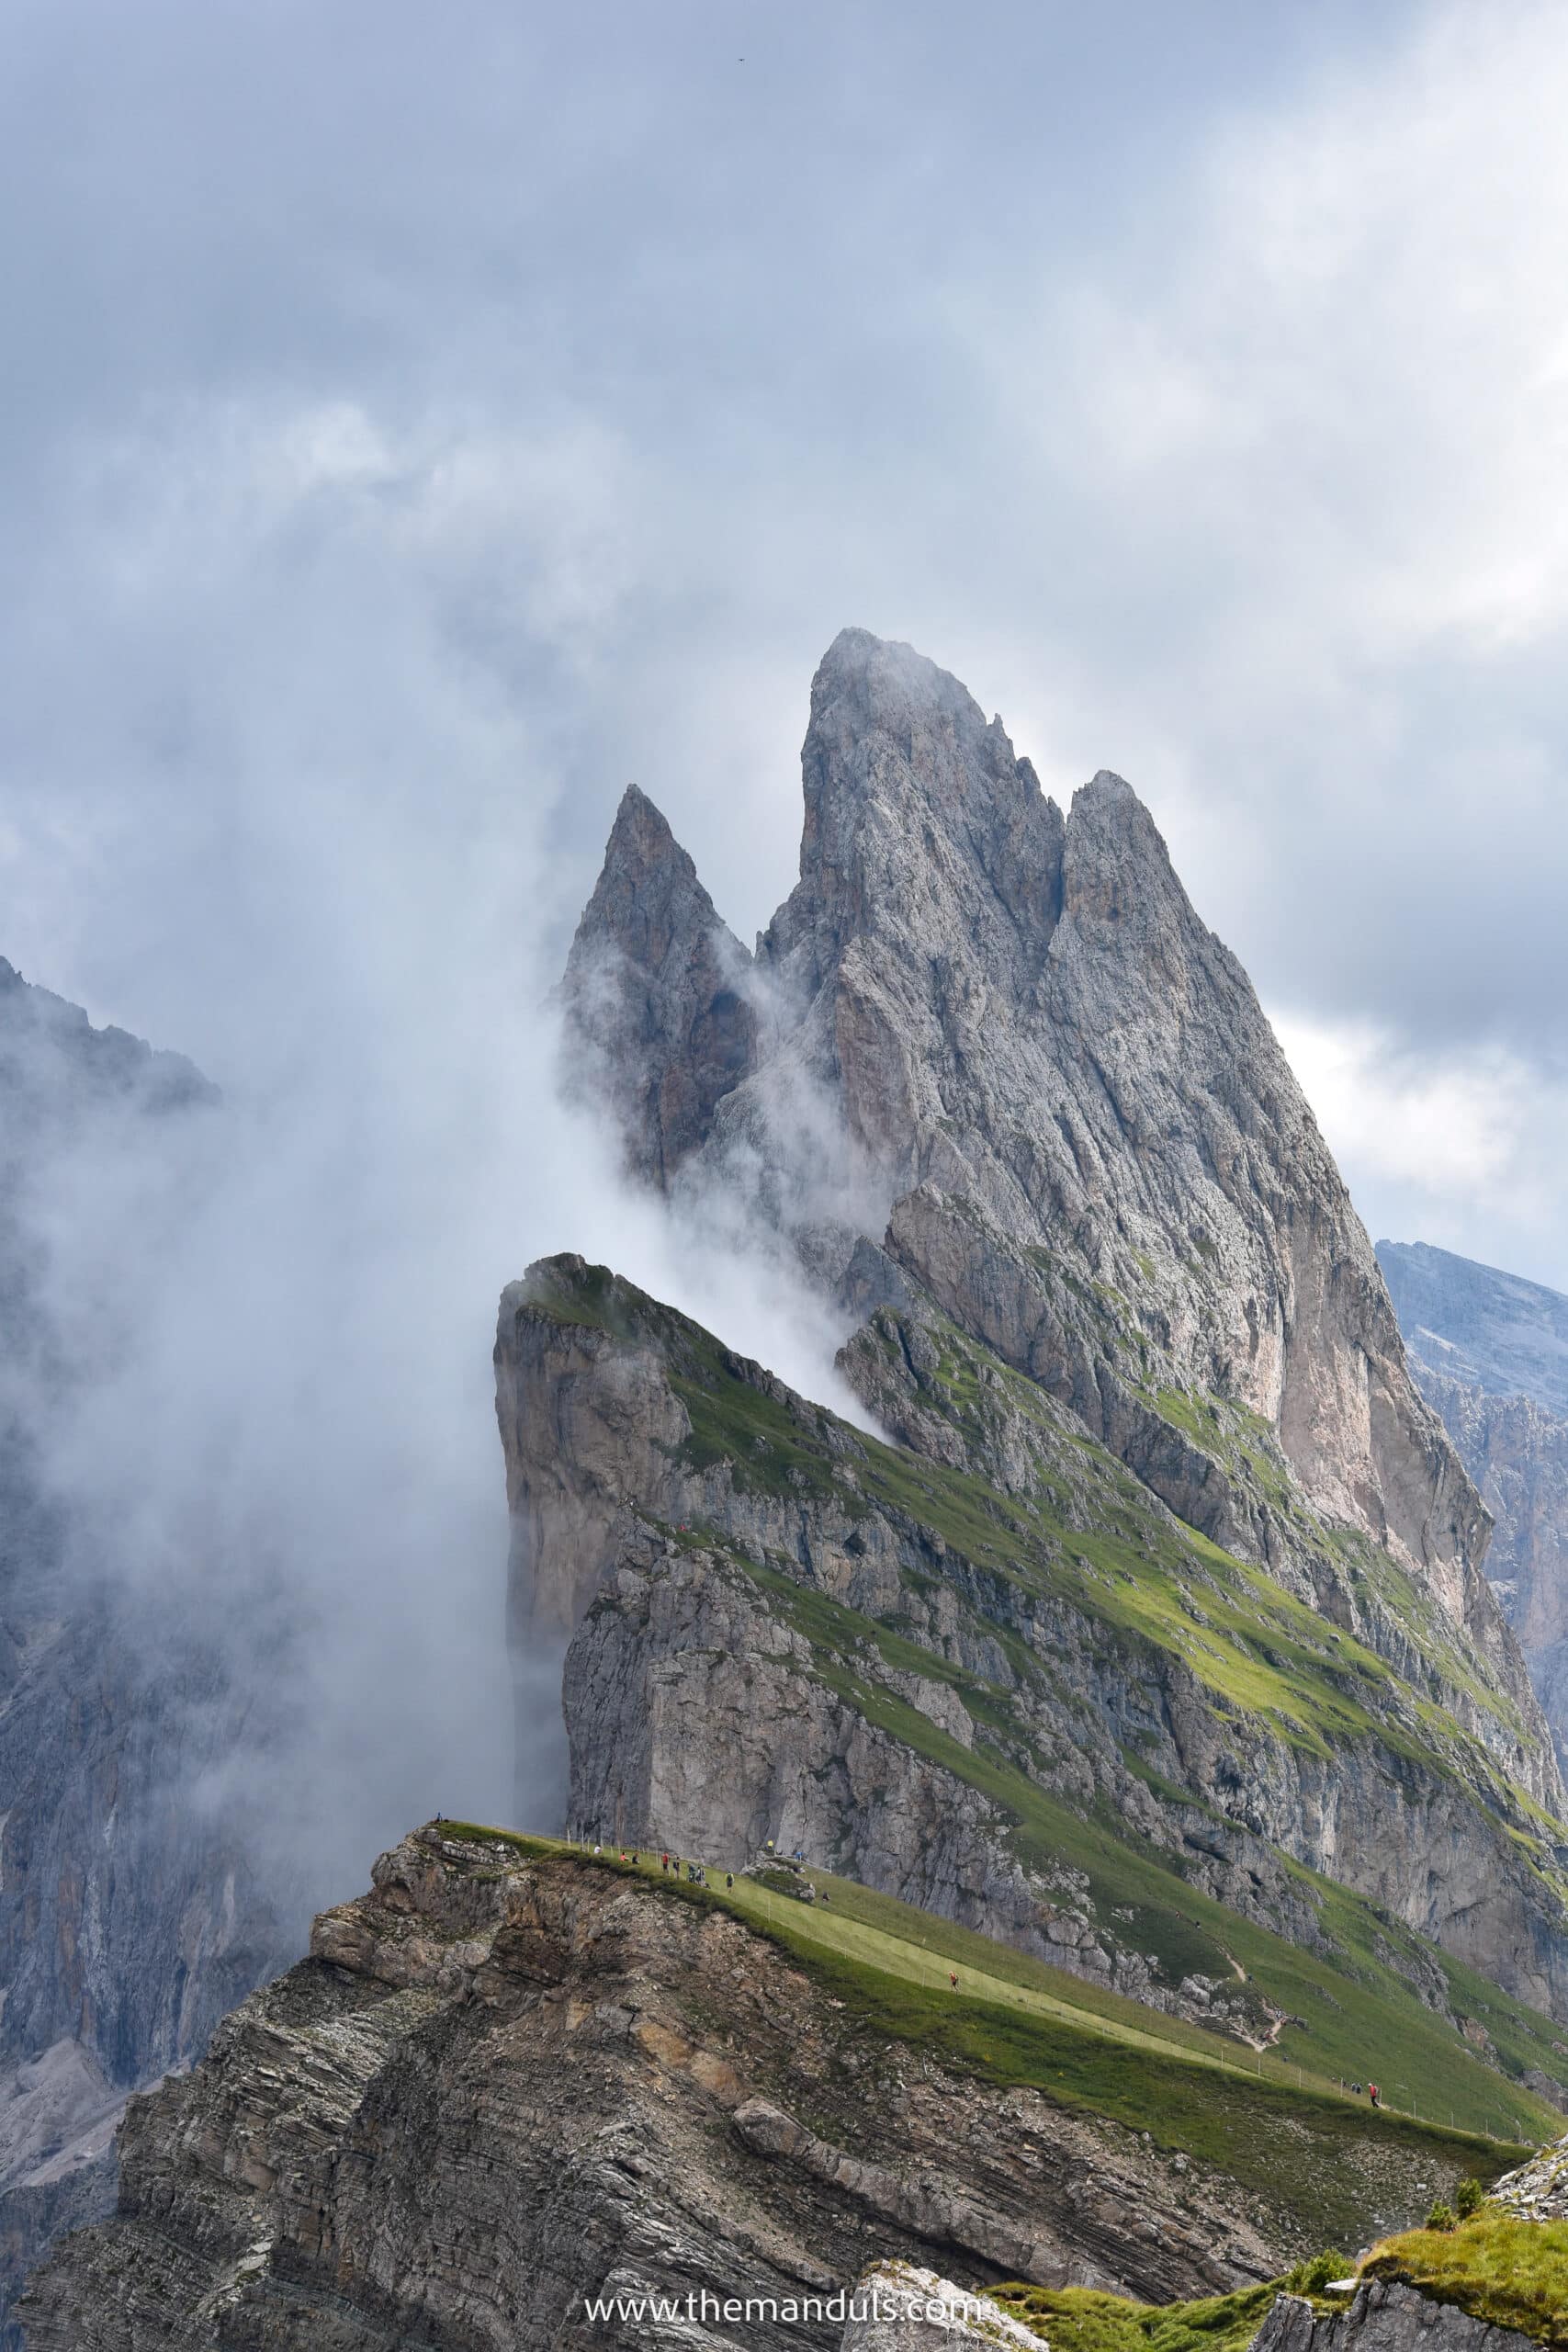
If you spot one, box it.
[560,784,756,1189]
[558,633,1545,1768]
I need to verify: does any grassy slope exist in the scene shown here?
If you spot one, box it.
[524,1266,1568,2139]
[732,1552,1566,2143]
[996,2217,1568,2351]
[991,2263,1346,2352]
[436,1827,1527,2250]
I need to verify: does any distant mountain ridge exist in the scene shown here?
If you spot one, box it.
[1379,1239,1568,1772]
[0,960,288,2344]
[1378,1239,1568,1419]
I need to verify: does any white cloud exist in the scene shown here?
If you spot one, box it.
[1274,1009,1568,1289]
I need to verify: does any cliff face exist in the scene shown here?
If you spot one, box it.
[17,1827,1469,2349]
[499,1258,1568,2039]
[566,632,1495,1626]
[0,961,293,2340]
[1380,1243,1568,1771]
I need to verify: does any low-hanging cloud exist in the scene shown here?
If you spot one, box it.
[6,0,1568,1964]
[0,392,875,1941]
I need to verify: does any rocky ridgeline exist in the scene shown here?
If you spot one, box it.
[500,1253,1568,2031]
[18,1829,1469,2348]
[567,632,1508,1647]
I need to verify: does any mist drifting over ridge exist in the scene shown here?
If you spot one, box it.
[4,839,873,1935]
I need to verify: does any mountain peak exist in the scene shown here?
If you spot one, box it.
[561,789,755,1189]
[558,630,1514,1631]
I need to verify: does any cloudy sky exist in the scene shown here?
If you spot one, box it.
[5,0,1567,1297]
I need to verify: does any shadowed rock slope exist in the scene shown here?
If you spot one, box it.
[0,961,293,2343]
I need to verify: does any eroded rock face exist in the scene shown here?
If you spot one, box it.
[840,2262,1050,2352]
[1379,1243,1568,1419]
[568,630,1521,1685]
[1248,2279,1536,2352]
[21,1828,1299,2349]
[1491,2127,1568,2222]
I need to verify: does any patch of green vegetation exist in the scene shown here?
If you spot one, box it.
[723,1555,1562,2143]
[448,1830,1525,2249]
[1363,2215,1568,2348]
[990,2254,1349,2352]
[519,1263,1568,2140]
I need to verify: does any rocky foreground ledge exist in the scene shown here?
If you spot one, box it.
[24,1826,1559,2350]
[22,1825,1314,2347]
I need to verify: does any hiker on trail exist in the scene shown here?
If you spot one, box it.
[1351,2081,1361,2096]
[726,1872,734,1892]
[949,1971,959,1989]
[661,1852,670,1872]
[630,1852,638,1868]
[820,1889,830,1904]
[1369,2084,1380,2108]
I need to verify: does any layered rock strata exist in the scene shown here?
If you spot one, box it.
[1248,2279,1537,2352]
[19,1827,1420,2349]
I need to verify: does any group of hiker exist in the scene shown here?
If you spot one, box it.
[1342,2077,1382,2106]
[588,1839,739,1894]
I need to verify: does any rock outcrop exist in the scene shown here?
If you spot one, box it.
[17,1827,1422,2348]
[840,2262,1050,2352]
[561,783,757,1189]
[1490,2126,1568,2221]
[1247,2279,1537,2352]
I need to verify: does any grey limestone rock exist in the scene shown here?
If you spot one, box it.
[1379,1241,1568,1419]
[565,631,1541,1770]
[22,1828,1294,2347]
[1247,2279,1537,2352]
[1380,1241,1568,1769]
[839,2261,1049,2352]
[500,1256,1568,2023]
[561,782,758,1188]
